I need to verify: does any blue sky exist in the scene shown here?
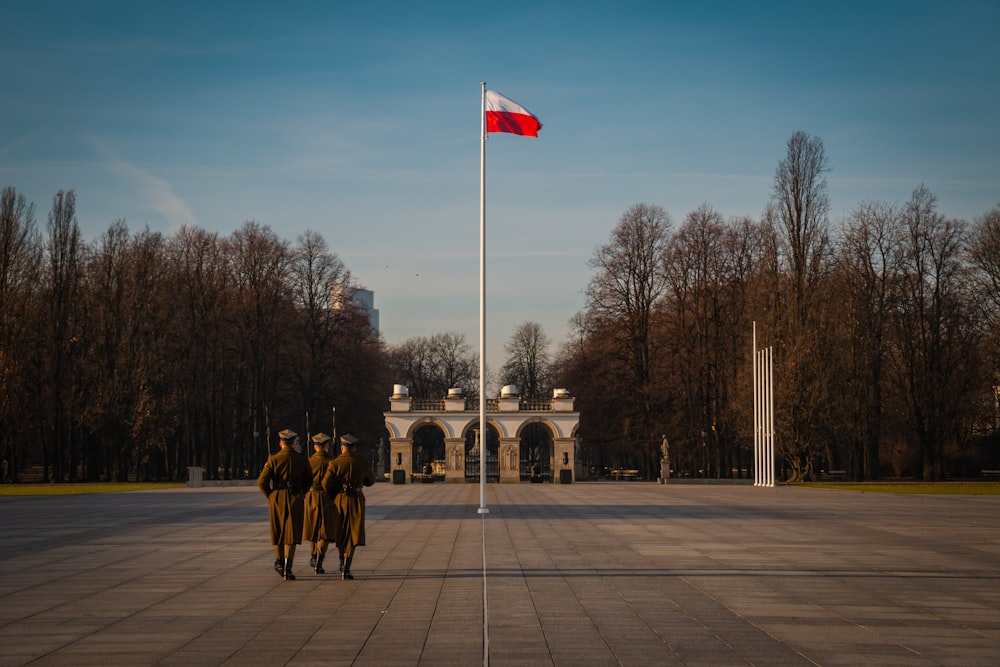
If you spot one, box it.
[3,1,998,374]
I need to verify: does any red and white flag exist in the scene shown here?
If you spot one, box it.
[485,90,542,137]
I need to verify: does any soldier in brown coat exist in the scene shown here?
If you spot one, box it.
[322,433,375,580]
[304,432,336,573]
[257,429,312,580]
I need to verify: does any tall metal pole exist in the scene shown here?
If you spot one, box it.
[753,322,759,486]
[478,82,489,514]
[767,346,775,487]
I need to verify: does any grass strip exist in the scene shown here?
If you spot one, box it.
[798,481,1000,495]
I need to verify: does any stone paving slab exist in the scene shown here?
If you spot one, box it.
[0,482,998,666]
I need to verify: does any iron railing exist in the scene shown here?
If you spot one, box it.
[408,398,554,412]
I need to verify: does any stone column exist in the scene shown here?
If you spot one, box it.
[445,437,465,483]
[499,437,520,484]
[553,437,575,483]
[389,437,412,484]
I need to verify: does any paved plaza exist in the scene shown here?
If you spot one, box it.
[0,481,998,666]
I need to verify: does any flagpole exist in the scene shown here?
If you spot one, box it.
[478,82,489,515]
[753,321,758,487]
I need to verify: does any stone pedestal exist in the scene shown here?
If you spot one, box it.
[187,466,205,488]
[554,437,575,483]
[390,438,412,483]
[660,458,670,483]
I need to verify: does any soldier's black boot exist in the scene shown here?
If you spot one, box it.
[283,558,296,581]
[274,559,284,578]
[338,552,345,573]
[341,556,353,580]
[314,554,325,574]
[309,553,316,569]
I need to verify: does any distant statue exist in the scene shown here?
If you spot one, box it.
[660,436,672,482]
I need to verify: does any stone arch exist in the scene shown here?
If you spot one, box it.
[457,417,511,440]
[404,416,456,439]
[412,423,446,480]
[519,420,554,482]
[463,421,500,481]
[514,417,558,439]
[384,395,578,483]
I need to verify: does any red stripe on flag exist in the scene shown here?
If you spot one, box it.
[486,110,542,137]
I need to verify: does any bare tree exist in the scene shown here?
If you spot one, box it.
[0,187,41,481]
[836,200,905,479]
[226,221,291,474]
[388,337,438,399]
[585,203,672,478]
[1,201,395,482]
[429,332,478,393]
[968,205,1000,433]
[663,205,756,478]
[500,321,551,399]
[893,185,983,480]
[388,332,478,399]
[0,188,38,325]
[79,220,131,480]
[78,221,169,481]
[164,225,234,478]
[721,215,770,474]
[315,304,392,450]
[552,310,633,476]
[768,130,832,322]
[765,131,836,481]
[288,229,352,425]
[968,204,1000,318]
[42,191,83,482]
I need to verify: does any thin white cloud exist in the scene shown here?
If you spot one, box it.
[87,134,197,230]
[0,130,40,158]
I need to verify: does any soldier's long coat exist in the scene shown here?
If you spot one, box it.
[303,451,336,542]
[322,450,375,549]
[257,448,312,545]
